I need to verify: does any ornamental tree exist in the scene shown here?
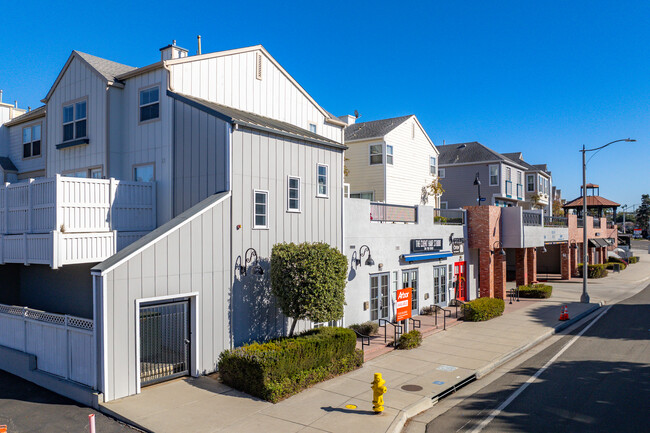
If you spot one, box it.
[636,194,650,237]
[270,242,348,336]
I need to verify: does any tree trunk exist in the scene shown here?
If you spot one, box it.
[288,317,298,337]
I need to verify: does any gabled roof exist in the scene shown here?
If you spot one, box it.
[344,115,413,141]
[563,196,620,208]
[437,142,510,165]
[168,91,346,150]
[501,152,551,176]
[4,105,46,127]
[0,157,17,172]
[43,51,136,102]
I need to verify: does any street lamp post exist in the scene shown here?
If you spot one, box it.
[580,138,636,303]
[474,172,482,206]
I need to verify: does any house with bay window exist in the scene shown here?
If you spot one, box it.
[502,153,552,215]
[0,42,346,405]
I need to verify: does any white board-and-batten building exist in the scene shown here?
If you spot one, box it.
[0,42,346,404]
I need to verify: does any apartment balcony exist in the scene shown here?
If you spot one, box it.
[501,208,568,248]
[0,175,155,268]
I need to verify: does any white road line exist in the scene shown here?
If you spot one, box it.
[469,306,612,433]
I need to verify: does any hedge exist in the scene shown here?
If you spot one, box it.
[396,330,422,350]
[218,327,363,402]
[463,298,505,321]
[518,283,552,298]
[578,263,608,278]
[607,257,627,270]
[349,321,379,336]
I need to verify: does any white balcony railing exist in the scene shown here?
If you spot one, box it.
[0,175,155,267]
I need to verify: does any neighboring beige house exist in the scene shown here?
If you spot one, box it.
[341,114,440,206]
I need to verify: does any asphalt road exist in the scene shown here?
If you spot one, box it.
[0,370,137,433]
[426,283,650,433]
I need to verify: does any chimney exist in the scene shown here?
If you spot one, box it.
[337,114,357,125]
[14,101,17,108]
[197,35,202,55]
[0,90,3,103]
[160,40,189,61]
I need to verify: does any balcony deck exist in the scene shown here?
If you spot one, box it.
[0,175,155,268]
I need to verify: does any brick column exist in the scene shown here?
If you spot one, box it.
[588,247,594,265]
[527,247,537,283]
[601,247,607,264]
[516,248,529,286]
[570,245,578,277]
[494,252,506,299]
[560,243,570,280]
[479,249,494,298]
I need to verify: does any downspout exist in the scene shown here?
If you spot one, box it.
[163,61,175,92]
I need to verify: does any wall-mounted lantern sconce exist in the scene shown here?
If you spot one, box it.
[473,172,483,206]
[352,245,375,268]
[491,240,506,256]
[235,247,264,277]
[538,246,547,254]
[569,240,578,250]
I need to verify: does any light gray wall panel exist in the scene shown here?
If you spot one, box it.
[440,163,501,209]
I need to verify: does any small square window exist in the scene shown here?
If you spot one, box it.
[134,164,155,182]
[22,124,42,159]
[438,168,445,178]
[369,144,382,165]
[309,123,317,134]
[317,164,328,197]
[140,87,160,122]
[62,100,87,142]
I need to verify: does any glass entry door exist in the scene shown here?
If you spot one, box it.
[402,269,418,315]
[370,273,390,321]
[433,265,447,305]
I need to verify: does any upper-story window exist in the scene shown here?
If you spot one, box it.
[140,87,160,122]
[438,168,446,178]
[369,144,382,165]
[350,191,374,200]
[309,123,317,134]
[287,176,300,212]
[489,165,499,186]
[386,145,394,165]
[254,190,268,229]
[539,176,543,192]
[134,163,155,182]
[63,100,87,142]
[429,156,436,175]
[544,178,549,194]
[317,164,328,197]
[527,174,535,192]
[22,124,42,158]
[517,171,522,185]
[506,167,512,182]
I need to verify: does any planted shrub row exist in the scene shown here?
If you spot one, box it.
[218,327,363,402]
[348,321,379,336]
[578,264,608,278]
[463,298,505,321]
[628,256,639,264]
[396,330,422,350]
[518,283,553,298]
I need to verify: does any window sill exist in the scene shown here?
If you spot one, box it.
[316,195,329,199]
[138,117,161,126]
[287,209,302,214]
[22,155,42,160]
[253,226,269,230]
[56,138,89,149]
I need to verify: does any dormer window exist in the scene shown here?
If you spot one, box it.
[140,86,160,122]
[63,101,86,142]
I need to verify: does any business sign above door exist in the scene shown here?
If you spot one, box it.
[395,288,412,321]
[411,239,443,253]
[449,235,465,255]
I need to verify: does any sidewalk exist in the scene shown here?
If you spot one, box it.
[101,252,649,433]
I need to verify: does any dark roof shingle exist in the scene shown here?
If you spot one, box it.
[75,51,136,82]
[344,115,413,141]
[437,142,506,165]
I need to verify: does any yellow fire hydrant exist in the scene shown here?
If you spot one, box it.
[371,372,387,413]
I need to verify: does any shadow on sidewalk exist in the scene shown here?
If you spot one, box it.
[321,405,376,416]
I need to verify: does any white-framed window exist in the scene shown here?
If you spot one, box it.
[430,156,436,175]
[539,176,543,192]
[22,124,42,158]
[63,166,103,178]
[517,171,522,185]
[386,145,394,165]
[63,100,87,142]
[343,183,350,198]
[369,144,383,165]
[254,190,269,228]
[89,168,102,179]
[350,191,374,200]
[287,176,301,212]
[317,164,328,197]
[309,123,317,134]
[139,86,160,122]
[134,163,155,182]
[441,201,448,209]
[506,167,512,181]
[489,164,499,186]
[438,168,446,178]
[544,178,549,194]
[527,174,535,192]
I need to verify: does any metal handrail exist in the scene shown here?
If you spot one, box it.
[352,329,370,351]
[508,287,520,304]
[378,318,403,345]
[370,202,418,223]
[408,317,421,329]
[449,299,466,318]
[430,305,452,330]
[523,210,542,226]
[544,216,568,227]
[432,209,465,225]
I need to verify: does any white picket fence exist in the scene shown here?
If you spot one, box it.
[0,303,95,388]
[0,175,156,234]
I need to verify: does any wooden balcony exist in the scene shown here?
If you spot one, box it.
[0,175,155,268]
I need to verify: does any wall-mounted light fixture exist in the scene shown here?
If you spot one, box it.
[491,240,506,256]
[352,244,375,268]
[235,247,264,277]
[538,246,547,254]
[569,239,578,250]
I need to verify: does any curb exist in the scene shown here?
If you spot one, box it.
[388,302,603,433]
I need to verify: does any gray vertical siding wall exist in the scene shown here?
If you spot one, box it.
[230,127,344,344]
[173,100,230,216]
[101,195,231,401]
[440,163,501,208]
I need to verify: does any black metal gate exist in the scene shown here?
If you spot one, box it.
[139,300,190,386]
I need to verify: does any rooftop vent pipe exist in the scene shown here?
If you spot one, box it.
[197,35,202,55]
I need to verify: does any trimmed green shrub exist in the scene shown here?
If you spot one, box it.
[605,262,626,271]
[463,298,505,321]
[271,242,348,336]
[518,283,553,298]
[349,321,379,336]
[607,257,628,270]
[396,330,422,350]
[628,256,639,264]
[218,327,362,402]
[577,264,608,278]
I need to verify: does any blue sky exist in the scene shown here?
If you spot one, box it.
[2,1,648,208]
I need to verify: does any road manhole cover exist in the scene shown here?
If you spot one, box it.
[401,384,423,392]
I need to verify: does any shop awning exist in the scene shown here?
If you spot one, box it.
[401,251,453,262]
[589,238,609,248]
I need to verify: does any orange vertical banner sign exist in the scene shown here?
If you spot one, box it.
[395,288,412,321]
